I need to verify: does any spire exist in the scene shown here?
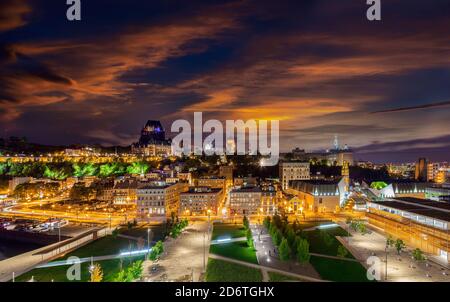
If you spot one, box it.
[333,135,339,150]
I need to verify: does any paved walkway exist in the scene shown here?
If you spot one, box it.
[250,223,321,280]
[210,234,270,245]
[0,228,108,282]
[336,222,450,282]
[143,221,211,282]
[309,252,360,262]
[209,253,325,282]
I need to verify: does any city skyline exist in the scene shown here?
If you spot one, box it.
[0,0,449,163]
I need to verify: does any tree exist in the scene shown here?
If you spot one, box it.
[246,228,253,248]
[111,228,119,239]
[319,230,334,247]
[412,248,426,262]
[128,260,143,280]
[395,239,406,255]
[296,238,310,264]
[113,270,127,282]
[89,263,103,282]
[263,216,271,229]
[273,229,282,246]
[386,235,395,248]
[149,240,164,261]
[337,245,349,258]
[243,215,249,229]
[279,238,291,261]
[286,227,296,250]
[357,223,367,235]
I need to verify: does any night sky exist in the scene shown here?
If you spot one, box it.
[0,0,449,163]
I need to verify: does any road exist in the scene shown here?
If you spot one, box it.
[1,196,132,226]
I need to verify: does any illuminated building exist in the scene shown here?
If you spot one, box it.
[367,198,450,263]
[219,165,234,188]
[196,177,226,191]
[288,178,348,212]
[368,181,428,199]
[131,120,172,156]
[136,182,188,219]
[286,137,354,166]
[427,162,449,183]
[8,177,32,192]
[279,162,310,190]
[426,184,450,202]
[415,158,428,182]
[261,187,278,215]
[229,186,262,215]
[234,176,257,187]
[179,187,224,215]
[112,179,139,205]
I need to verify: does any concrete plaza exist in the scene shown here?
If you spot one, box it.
[338,224,450,282]
[143,221,211,282]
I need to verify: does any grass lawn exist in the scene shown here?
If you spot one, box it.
[303,227,353,259]
[310,256,373,282]
[16,256,144,282]
[211,223,246,240]
[268,272,302,282]
[61,235,137,259]
[206,258,262,282]
[209,241,258,264]
[15,235,143,282]
[294,221,334,231]
[119,224,166,242]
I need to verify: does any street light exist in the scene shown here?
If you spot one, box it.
[385,241,389,281]
[147,228,152,260]
[203,232,206,272]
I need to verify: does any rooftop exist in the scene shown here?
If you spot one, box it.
[182,187,222,194]
[231,186,262,193]
[393,197,450,211]
[370,200,450,222]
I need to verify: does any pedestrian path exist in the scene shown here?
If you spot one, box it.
[209,253,325,282]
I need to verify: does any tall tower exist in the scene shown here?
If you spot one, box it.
[333,135,339,150]
[415,158,428,182]
[342,160,350,190]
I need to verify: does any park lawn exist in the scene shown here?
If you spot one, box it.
[268,272,302,282]
[211,223,246,240]
[119,224,166,242]
[206,258,262,282]
[61,235,136,259]
[303,227,353,259]
[310,256,373,282]
[294,221,334,231]
[209,241,258,264]
[16,256,144,282]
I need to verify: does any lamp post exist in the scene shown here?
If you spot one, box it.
[385,242,388,281]
[147,228,151,260]
[203,232,206,272]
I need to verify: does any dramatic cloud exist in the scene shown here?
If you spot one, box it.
[0,0,449,162]
[0,0,31,32]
